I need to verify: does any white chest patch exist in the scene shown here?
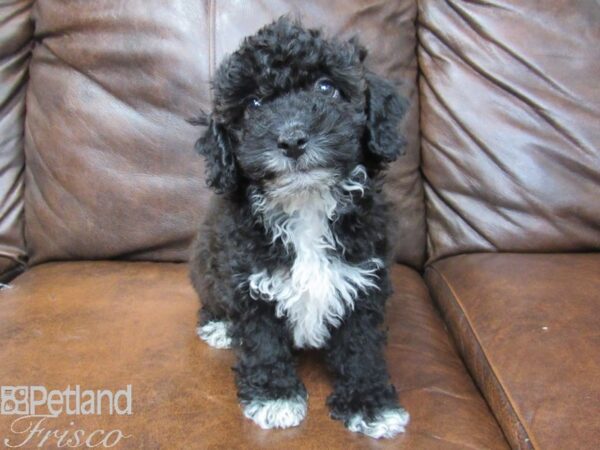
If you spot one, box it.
[248,168,382,349]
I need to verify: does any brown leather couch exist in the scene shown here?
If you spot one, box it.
[1,1,598,449]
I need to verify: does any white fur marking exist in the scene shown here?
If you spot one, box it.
[339,165,368,197]
[248,166,381,349]
[242,396,307,429]
[347,408,410,439]
[197,321,233,349]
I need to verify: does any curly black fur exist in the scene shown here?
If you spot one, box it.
[189,17,409,437]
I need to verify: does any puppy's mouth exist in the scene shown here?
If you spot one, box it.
[262,147,317,175]
[281,143,329,172]
[291,163,316,174]
[257,139,342,190]
[265,167,337,194]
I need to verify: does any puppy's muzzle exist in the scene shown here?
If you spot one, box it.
[277,127,308,160]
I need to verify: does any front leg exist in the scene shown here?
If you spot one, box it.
[233,302,307,429]
[325,303,409,439]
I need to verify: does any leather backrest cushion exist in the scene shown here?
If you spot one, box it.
[0,0,32,277]
[419,1,600,263]
[24,0,425,268]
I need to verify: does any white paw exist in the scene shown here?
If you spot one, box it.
[196,321,232,349]
[242,396,307,429]
[347,408,410,439]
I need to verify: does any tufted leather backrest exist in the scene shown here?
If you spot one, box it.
[23,0,425,269]
[419,0,600,263]
[0,0,32,280]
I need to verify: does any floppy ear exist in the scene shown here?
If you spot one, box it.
[194,118,239,194]
[364,72,408,163]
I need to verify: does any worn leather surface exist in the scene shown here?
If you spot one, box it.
[24,0,425,268]
[426,253,600,450]
[418,1,600,263]
[0,262,507,449]
[0,0,32,277]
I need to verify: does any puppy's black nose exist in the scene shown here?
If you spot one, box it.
[277,129,308,159]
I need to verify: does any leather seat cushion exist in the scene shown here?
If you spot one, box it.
[0,262,507,449]
[426,253,600,450]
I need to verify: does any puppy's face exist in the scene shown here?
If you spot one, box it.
[197,17,407,194]
[236,77,365,184]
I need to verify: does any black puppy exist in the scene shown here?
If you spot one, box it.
[190,17,409,439]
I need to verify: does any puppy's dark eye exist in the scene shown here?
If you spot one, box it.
[315,78,338,97]
[247,96,262,109]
